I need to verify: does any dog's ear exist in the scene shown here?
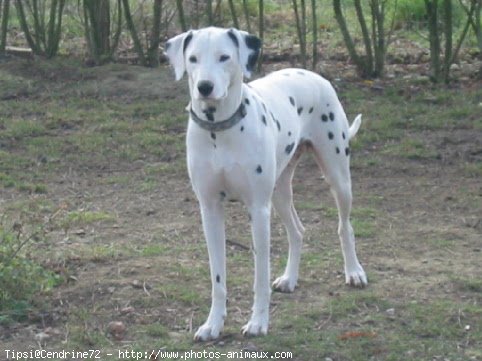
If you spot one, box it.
[227,29,262,79]
[164,31,194,81]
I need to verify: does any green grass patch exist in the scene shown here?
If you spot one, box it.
[63,210,115,226]
[1,118,48,140]
[141,243,170,257]
[451,276,482,293]
[0,226,61,324]
[382,138,438,160]
[57,210,116,236]
[141,323,169,338]
[463,162,482,177]
[352,219,376,238]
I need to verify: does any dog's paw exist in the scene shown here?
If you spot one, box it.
[194,321,224,342]
[345,264,368,288]
[241,317,268,337]
[272,275,297,293]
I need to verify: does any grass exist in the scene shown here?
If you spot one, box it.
[0,225,61,323]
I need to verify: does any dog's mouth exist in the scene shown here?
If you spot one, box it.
[195,91,227,104]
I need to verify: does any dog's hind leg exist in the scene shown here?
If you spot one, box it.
[328,176,367,287]
[310,116,367,287]
[272,146,306,293]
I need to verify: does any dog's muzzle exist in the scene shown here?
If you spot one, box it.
[197,80,214,97]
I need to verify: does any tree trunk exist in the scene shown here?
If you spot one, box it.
[15,0,64,58]
[147,0,163,67]
[242,0,251,33]
[0,0,10,54]
[227,0,239,29]
[476,0,482,54]
[292,0,307,68]
[333,0,363,73]
[442,0,452,83]
[311,0,318,71]
[176,0,187,32]
[122,0,147,66]
[371,0,386,76]
[300,0,307,68]
[354,0,373,76]
[45,0,65,58]
[207,0,213,25]
[257,0,264,72]
[83,0,118,65]
[425,0,442,81]
[15,1,41,54]
[461,0,481,54]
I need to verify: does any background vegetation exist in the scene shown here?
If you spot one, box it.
[0,0,481,80]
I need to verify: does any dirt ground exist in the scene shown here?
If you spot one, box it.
[0,55,481,360]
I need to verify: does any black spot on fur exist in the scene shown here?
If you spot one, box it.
[329,112,335,121]
[336,147,340,154]
[328,131,334,140]
[216,274,221,283]
[297,71,305,75]
[345,147,350,156]
[342,132,346,139]
[211,132,216,140]
[289,97,295,106]
[261,115,267,125]
[245,98,250,105]
[220,191,226,200]
[240,126,244,132]
[288,131,292,136]
[321,114,328,122]
[183,32,193,53]
[309,107,314,114]
[262,103,267,111]
[227,29,239,47]
[276,120,281,131]
[205,112,214,122]
[285,142,295,154]
[256,165,263,174]
[297,107,303,115]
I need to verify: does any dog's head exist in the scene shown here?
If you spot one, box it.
[165,27,261,102]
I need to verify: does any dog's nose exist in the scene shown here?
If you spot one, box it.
[197,80,214,97]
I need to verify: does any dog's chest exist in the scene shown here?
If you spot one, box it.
[187,88,299,178]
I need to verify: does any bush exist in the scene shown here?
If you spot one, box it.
[394,0,427,26]
[0,225,60,323]
[389,0,469,30]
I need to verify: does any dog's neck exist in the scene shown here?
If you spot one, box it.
[190,73,244,123]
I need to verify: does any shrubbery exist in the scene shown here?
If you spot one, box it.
[0,224,60,323]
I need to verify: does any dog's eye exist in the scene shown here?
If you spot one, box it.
[219,55,230,62]
[189,55,197,63]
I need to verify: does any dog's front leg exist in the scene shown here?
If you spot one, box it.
[242,203,271,337]
[194,200,227,341]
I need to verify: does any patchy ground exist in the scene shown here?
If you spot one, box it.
[0,57,481,361]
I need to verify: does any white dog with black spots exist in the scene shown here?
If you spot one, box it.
[165,27,367,341]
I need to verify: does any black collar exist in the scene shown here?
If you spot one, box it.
[189,102,247,132]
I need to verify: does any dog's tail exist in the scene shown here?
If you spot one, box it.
[348,114,362,140]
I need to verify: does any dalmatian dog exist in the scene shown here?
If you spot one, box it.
[165,27,367,341]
